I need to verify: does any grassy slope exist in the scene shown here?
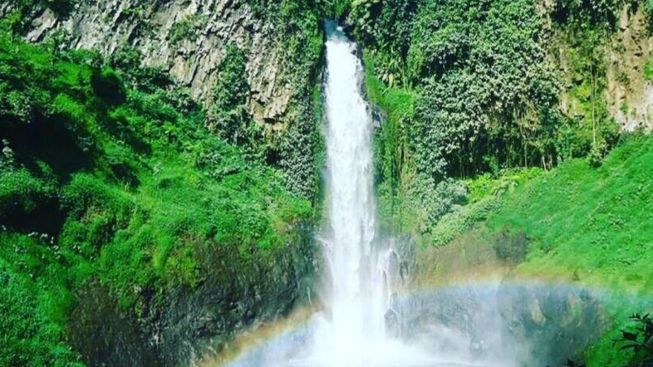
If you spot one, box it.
[488,134,653,293]
[0,31,312,365]
[484,134,653,365]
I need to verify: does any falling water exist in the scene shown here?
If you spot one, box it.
[311,21,388,365]
[308,22,443,367]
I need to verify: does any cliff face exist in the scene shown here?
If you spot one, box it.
[10,0,301,125]
[552,4,653,132]
[605,6,653,131]
[3,0,325,197]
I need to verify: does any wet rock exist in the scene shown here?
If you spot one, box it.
[68,223,318,367]
[497,283,609,366]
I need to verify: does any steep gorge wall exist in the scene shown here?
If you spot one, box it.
[605,6,653,131]
[553,3,653,132]
[2,0,326,196]
[7,0,300,125]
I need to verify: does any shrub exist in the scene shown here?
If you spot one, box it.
[0,270,82,366]
[91,68,126,105]
[61,174,133,226]
[644,58,653,82]
[0,169,57,232]
[552,0,625,27]
[168,16,203,44]
[210,43,261,148]
[616,313,653,365]
[493,230,529,264]
[0,169,49,215]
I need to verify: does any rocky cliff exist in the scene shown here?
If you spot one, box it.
[2,0,325,196]
[9,0,302,125]
[605,6,653,131]
[551,3,653,132]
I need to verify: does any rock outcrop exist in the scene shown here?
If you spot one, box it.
[12,0,311,126]
[605,6,653,132]
[68,223,318,367]
[551,3,653,132]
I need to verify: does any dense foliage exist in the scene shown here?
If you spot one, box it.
[552,0,626,26]
[407,0,560,177]
[355,0,629,181]
[351,0,651,241]
[211,43,258,147]
[616,313,653,366]
[486,134,653,292]
[0,27,312,365]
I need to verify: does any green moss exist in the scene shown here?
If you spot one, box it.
[644,58,653,81]
[0,29,313,365]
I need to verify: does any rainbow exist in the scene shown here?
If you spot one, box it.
[197,277,653,367]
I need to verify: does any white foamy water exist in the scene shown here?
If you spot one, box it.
[307,23,441,367]
[310,22,390,366]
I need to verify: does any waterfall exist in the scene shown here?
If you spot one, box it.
[307,22,443,367]
[312,22,388,366]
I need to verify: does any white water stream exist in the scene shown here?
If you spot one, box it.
[311,22,394,365]
[307,24,451,367]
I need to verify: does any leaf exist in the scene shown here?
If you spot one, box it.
[622,331,639,341]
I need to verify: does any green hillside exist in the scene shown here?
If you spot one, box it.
[488,134,653,293]
[0,29,312,365]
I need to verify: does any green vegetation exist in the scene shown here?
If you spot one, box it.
[168,15,206,45]
[615,313,653,365]
[487,134,653,292]
[645,58,653,81]
[417,133,653,366]
[2,0,652,364]
[355,0,647,247]
[552,0,625,26]
[358,0,560,242]
[0,27,312,365]
[355,1,652,364]
[245,0,327,198]
[355,0,562,178]
[210,43,258,148]
[485,134,653,366]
